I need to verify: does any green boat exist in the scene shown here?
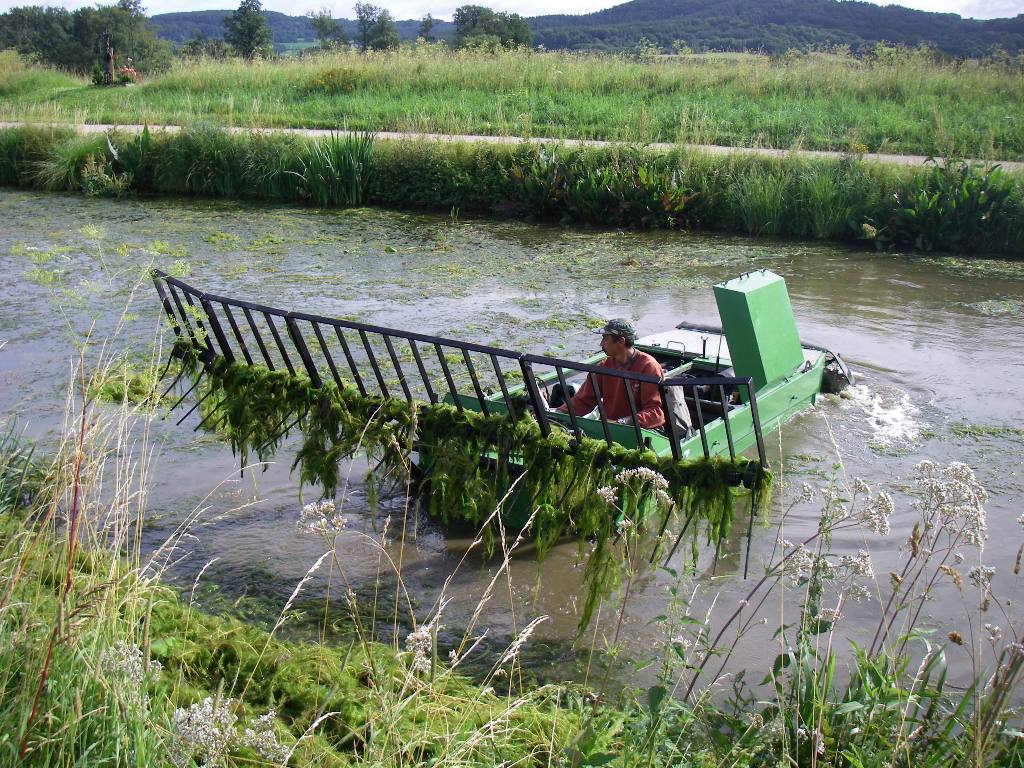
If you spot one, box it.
[151,268,849,551]
[425,269,851,526]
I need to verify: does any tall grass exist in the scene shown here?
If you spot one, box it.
[1,47,1022,158]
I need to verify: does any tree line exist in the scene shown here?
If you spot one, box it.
[0,0,532,74]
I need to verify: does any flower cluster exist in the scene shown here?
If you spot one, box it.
[171,698,286,767]
[615,466,669,490]
[99,641,152,687]
[171,697,238,768]
[405,625,433,675]
[240,709,289,764]
[296,498,348,535]
[840,549,874,578]
[914,461,988,546]
[596,485,618,505]
[859,490,894,536]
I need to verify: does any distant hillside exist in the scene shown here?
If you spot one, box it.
[528,0,1024,56]
[148,0,1024,56]
[148,10,454,49]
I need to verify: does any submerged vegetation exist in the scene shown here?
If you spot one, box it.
[2,351,1022,766]
[1,124,1022,255]
[2,47,1023,158]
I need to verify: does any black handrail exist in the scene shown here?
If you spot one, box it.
[152,270,769,471]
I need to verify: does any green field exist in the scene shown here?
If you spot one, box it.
[2,47,1023,159]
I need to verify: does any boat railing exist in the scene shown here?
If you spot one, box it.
[153,270,768,470]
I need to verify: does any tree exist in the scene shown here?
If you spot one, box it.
[367,10,399,50]
[308,7,346,49]
[417,13,434,42]
[180,30,233,59]
[0,4,172,74]
[452,4,531,50]
[353,2,398,51]
[223,0,272,59]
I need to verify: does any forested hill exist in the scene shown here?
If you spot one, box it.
[528,0,1024,56]
[148,10,454,46]
[148,0,1024,56]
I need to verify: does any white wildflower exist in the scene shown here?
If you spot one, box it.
[840,549,874,578]
[854,477,871,495]
[984,623,1002,641]
[1018,513,1024,529]
[813,728,825,755]
[596,486,618,506]
[99,641,146,687]
[296,498,348,535]
[847,584,871,602]
[954,552,965,564]
[671,634,692,649]
[818,607,843,623]
[968,565,996,592]
[616,516,635,535]
[171,697,238,768]
[615,467,669,490]
[405,625,432,675]
[240,710,289,764]
[655,489,673,507]
[798,482,815,503]
[499,615,549,666]
[860,490,893,536]
[783,542,818,583]
[914,461,988,546]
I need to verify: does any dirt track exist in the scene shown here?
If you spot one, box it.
[2,121,1022,172]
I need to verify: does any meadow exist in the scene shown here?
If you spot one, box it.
[2,46,1023,159]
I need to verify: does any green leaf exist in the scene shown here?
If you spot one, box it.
[646,684,667,714]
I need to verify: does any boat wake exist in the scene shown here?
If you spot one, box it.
[837,383,922,448]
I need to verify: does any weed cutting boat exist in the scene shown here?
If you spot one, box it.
[151,268,849,607]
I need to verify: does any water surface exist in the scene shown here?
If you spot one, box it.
[2,190,1022,687]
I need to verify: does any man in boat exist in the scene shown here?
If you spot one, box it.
[557,319,665,429]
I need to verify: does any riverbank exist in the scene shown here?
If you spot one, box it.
[3,47,1023,159]
[2,124,1022,256]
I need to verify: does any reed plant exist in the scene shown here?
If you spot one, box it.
[299,131,374,207]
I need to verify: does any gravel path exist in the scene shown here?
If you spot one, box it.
[3,121,1021,172]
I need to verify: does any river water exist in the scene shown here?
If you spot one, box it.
[2,189,1022,689]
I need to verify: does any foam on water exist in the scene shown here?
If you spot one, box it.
[837,383,922,447]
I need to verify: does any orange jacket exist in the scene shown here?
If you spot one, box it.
[565,350,665,429]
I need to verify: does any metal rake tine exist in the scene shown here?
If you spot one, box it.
[662,510,697,567]
[255,409,308,455]
[165,369,205,416]
[743,492,757,579]
[649,500,677,565]
[193,395,230,432]
[174,383,214,426]
[159,364,188,400]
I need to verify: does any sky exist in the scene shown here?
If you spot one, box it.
[3,0,1021,20]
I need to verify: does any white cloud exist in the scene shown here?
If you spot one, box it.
[1,0,1021,21]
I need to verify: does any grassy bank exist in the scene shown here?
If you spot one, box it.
[1,343,1022,766]
[2,123,1022,256]
[1,47,1023,159]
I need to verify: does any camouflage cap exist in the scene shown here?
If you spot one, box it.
[593,318,637,341]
